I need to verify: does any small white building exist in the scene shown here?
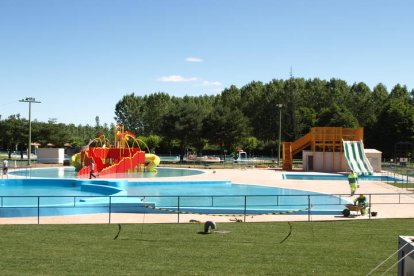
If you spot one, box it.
[37,148,65,164]
[364,149,382,172]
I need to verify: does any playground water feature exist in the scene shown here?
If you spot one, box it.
[1,168,349,217]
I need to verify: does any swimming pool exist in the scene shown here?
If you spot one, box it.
[121,181,348,214]
[0,178,127,217]
[9,167,204,178]
[283,173,400,181]
[0,178,348,217]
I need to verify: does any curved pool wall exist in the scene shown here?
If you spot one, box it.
[0,179,350,217]
[9,167,205,179]
[0,178,127,217]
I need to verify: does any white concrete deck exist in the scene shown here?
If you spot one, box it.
[1,167,414,224]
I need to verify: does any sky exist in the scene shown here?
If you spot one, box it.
[0,0,413,126]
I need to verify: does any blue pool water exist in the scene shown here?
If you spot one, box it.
[0,178,121,207]
[119,181,347,214]
[9,167,204,178]
[0,178,127,216]
[283,173,400,181]
[0,178,348,217]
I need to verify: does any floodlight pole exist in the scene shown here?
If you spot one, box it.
[19,97,41,165]
[277,104,283,166]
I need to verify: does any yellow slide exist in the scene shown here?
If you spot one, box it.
[145,153,160,172]
[70,153,82,171]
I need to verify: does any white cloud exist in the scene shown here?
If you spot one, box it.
[158,75,198,82]
[157,75,224,93]
[185,57,203,63]
[211,87,224,93]
[201,80,222,86]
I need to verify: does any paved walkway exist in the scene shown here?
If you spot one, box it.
[1,167,414,224]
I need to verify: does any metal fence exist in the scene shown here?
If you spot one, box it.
[1,193,414,224]
[381,163,414,191]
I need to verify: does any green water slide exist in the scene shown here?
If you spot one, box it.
[343,140,374,175]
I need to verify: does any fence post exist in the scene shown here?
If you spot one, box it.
[244,196,247,222]
[177,196,180,223]
[37,196,40,225]
[367,194,371,219]
[307,195,311,222]
[109,196,112,224]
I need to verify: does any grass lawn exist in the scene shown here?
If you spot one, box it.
[391,182,414,190]
[0,219,413,275]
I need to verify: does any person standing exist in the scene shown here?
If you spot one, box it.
[89,159,96,179]
[3,159,8,176]
[348,170,358,196]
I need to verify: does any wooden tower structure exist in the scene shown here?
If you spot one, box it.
[282,127,363,171]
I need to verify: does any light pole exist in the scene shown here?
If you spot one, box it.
[277,104,283,166]
[19,97,41,165]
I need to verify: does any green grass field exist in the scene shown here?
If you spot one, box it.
[0,219,413,275]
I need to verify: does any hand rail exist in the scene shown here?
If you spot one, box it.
[0,192,413,224]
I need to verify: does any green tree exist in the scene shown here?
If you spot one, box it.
[33,120,71,147]
[220,85,241,108]
[160,100,207,154]
[373,85,414,157]
[203,103,251,150]
[241,80,281,142]
[325,78,350,107]
[114,93,145,134]
[301,78,329,113]
[138,134,162,153]
[242,136,263,156]
[364,83,388,147]
[286,78,307,140]
[1,115,27,158]
[316,104,359,128]
[349,82,376,127]
[142,93,172,134]
[95,116,100,130]
[295,107,317,134]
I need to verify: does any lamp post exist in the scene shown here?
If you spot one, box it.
[277,104,283,166]
[19,97,41,165]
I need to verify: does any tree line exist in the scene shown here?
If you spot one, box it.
[1,77,413,158]
[0,115,116,158]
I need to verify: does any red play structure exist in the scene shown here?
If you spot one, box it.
[71,126,156,177]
